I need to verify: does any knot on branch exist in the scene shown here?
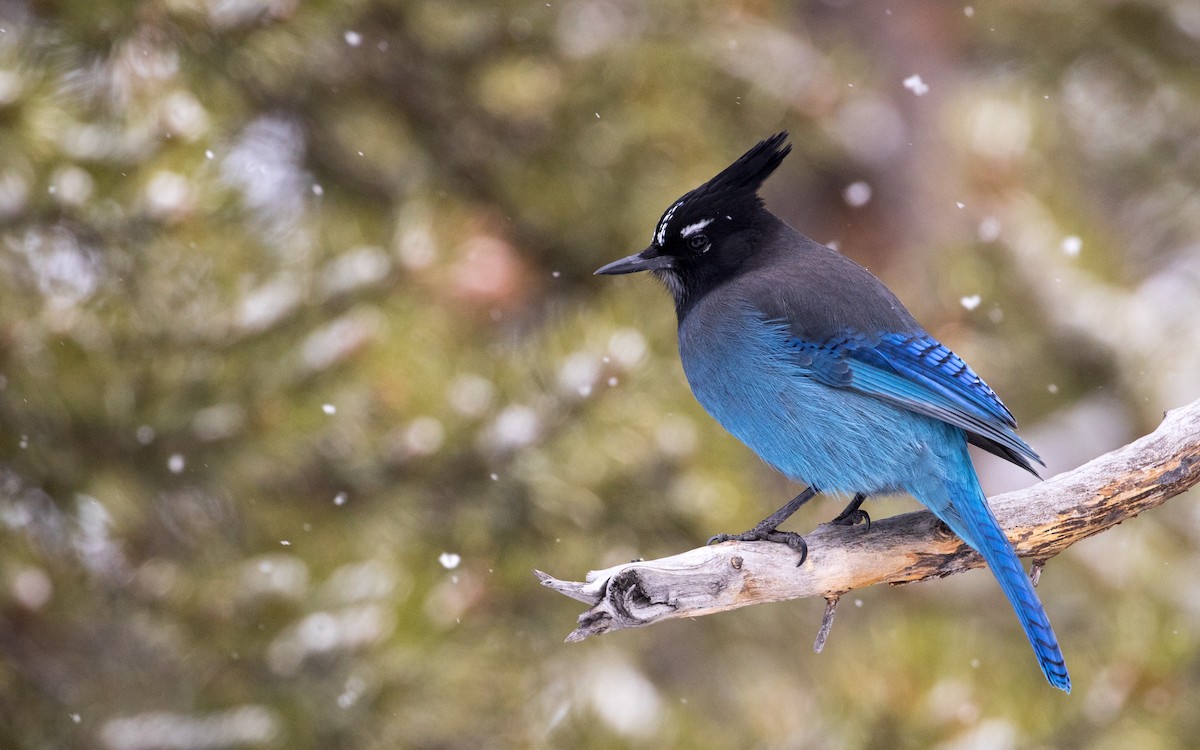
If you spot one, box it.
[562,567,679,642]
[607,568,679,620]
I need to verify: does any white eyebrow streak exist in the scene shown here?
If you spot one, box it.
[679,218,714,238]
[655,200,684,246]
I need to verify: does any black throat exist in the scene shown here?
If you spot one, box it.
[665,210,780,323]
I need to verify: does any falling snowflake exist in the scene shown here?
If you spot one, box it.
[903,74,930,96]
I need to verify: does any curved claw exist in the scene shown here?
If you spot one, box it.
[829,493,870,532]
[766,529,808,567]
[706,488,817,564]
[705,528,807,566]
[833,509,871,532]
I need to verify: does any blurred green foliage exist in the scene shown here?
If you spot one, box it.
[1,1,1199,748]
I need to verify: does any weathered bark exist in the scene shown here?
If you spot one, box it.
[538,399,1200,644]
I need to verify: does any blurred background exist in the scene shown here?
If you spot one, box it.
[2,1,1199,748]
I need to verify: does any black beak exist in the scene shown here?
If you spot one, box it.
[594,246,673,276]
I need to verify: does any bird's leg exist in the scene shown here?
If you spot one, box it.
[707,486,817,566]
[829,493,870,531]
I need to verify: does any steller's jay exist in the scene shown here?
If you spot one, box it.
[595,133,1070,692]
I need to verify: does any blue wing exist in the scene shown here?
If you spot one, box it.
[785,331,1044,475]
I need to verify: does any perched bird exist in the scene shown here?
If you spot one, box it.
[595,133,1070,692]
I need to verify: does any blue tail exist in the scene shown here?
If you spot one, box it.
[920,468,1071,693]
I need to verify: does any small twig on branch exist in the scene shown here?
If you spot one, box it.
[813,596,839,653]
[536,399,1200,644]
[1029,559,1045,588]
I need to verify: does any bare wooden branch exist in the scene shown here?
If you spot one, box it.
[537,399,1200,643]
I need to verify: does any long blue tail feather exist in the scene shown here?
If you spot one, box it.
[928,475,1071,693]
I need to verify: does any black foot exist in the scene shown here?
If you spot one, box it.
[705,487,819,566]
[707,528,808,566]
[829,493,870,532]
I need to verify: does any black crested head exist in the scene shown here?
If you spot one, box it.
[650,131,791,249]
[594,132,792,315]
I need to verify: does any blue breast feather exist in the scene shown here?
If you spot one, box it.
[677,306,1038,494]
[680,310,957,494]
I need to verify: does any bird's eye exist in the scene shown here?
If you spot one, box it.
[687,234,710,252]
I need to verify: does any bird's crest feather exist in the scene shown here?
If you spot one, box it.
[699,131,792,202]
[653,132,791,247]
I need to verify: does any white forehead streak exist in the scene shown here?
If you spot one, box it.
[679,218,714,239]
[655,200,685,246]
